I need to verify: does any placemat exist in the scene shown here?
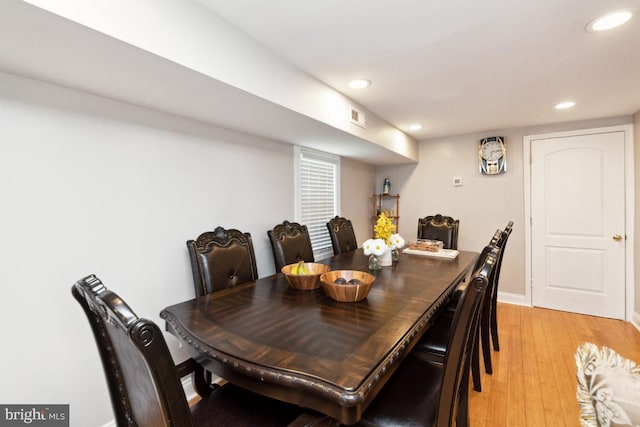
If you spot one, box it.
[402,248,459,259]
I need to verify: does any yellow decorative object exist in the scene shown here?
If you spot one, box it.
[291,260,310,275]
[373,212,396,246]
[365,212,405,268]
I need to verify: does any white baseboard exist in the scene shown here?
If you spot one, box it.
[497,291,530,306]
[497,293,640,333]
[101,420,115,427]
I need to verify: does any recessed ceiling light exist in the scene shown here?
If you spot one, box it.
[555,101,576,110]
[587,10,634,32]
[408,124,423,131]
[347,79,371,89]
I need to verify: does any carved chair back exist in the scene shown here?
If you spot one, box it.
[417,214,460,250]
[187,226,258,297]
[267,220,315,272]
[488,221,514,350]
[496,222,513,269]
[482,228,503,329]
[326,216,358,255]
[72,275,194,427]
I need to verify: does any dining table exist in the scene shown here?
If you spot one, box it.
[160,248,478,425]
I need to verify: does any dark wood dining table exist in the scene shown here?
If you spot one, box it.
[161,248,478,425]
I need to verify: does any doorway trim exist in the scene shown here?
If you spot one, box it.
[523,124,634,320]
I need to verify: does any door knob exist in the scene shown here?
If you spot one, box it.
[613,234,623,241]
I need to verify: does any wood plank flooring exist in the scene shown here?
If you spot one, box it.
[469,303,640,427]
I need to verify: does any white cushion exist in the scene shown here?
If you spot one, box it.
[575,342,640,427]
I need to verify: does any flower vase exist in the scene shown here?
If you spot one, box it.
[368,254,382,271]
[379,249,393,267]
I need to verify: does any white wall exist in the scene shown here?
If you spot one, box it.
[377,115,633,301]
[0,71,375,426]
[635,109,640,320]
[18,0,417,160]
[340,157,376,245]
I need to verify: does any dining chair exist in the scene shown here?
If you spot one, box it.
[71,274,305,427]
[267,220,315,272]
[412,240,497,392]
[187,226,258,297]
[449,223,512,381]
[489,221,513,352]
[326,216,358,255]
[417,214,460,250]
[445,229,501,313]
[356,248,498,427]
[450,223,513,382]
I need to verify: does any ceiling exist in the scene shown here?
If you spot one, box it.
[0,0,418,164]
[196,0,640,140]
[1,0,638,165]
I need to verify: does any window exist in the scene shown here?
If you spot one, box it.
[295,146,340,260]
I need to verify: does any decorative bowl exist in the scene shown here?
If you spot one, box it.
[281,262,330,290]
[320,270,375,302]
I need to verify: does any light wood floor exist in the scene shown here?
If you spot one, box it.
[469,303,640,426]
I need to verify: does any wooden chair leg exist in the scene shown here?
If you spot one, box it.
[481,301,493,374]
[491,291,500,351]
[193,365,218,396]
[457,353,471,427]
[174,359,219,397]
[471,336,482,392]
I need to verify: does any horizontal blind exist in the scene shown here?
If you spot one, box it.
[297,148,339,261]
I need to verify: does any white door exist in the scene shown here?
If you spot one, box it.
[530,131,626,319]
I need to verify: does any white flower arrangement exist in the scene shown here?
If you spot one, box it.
[364,213,405,259]
[363,238,388,256]
[389,234,405,250]
[363,235,405,256]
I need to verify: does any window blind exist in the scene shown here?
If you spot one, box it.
[295,147,340,261]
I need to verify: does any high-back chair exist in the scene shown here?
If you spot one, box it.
[473,222,514,378]
[326,216,358,255]
[417,214,460,250]
[187,226,258,297]
[427,224,511,388]
[267,220,314,272]
[71,275,304,427]
[357,248,498,427]
[413,239,497,393]
[489,221,513,352]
